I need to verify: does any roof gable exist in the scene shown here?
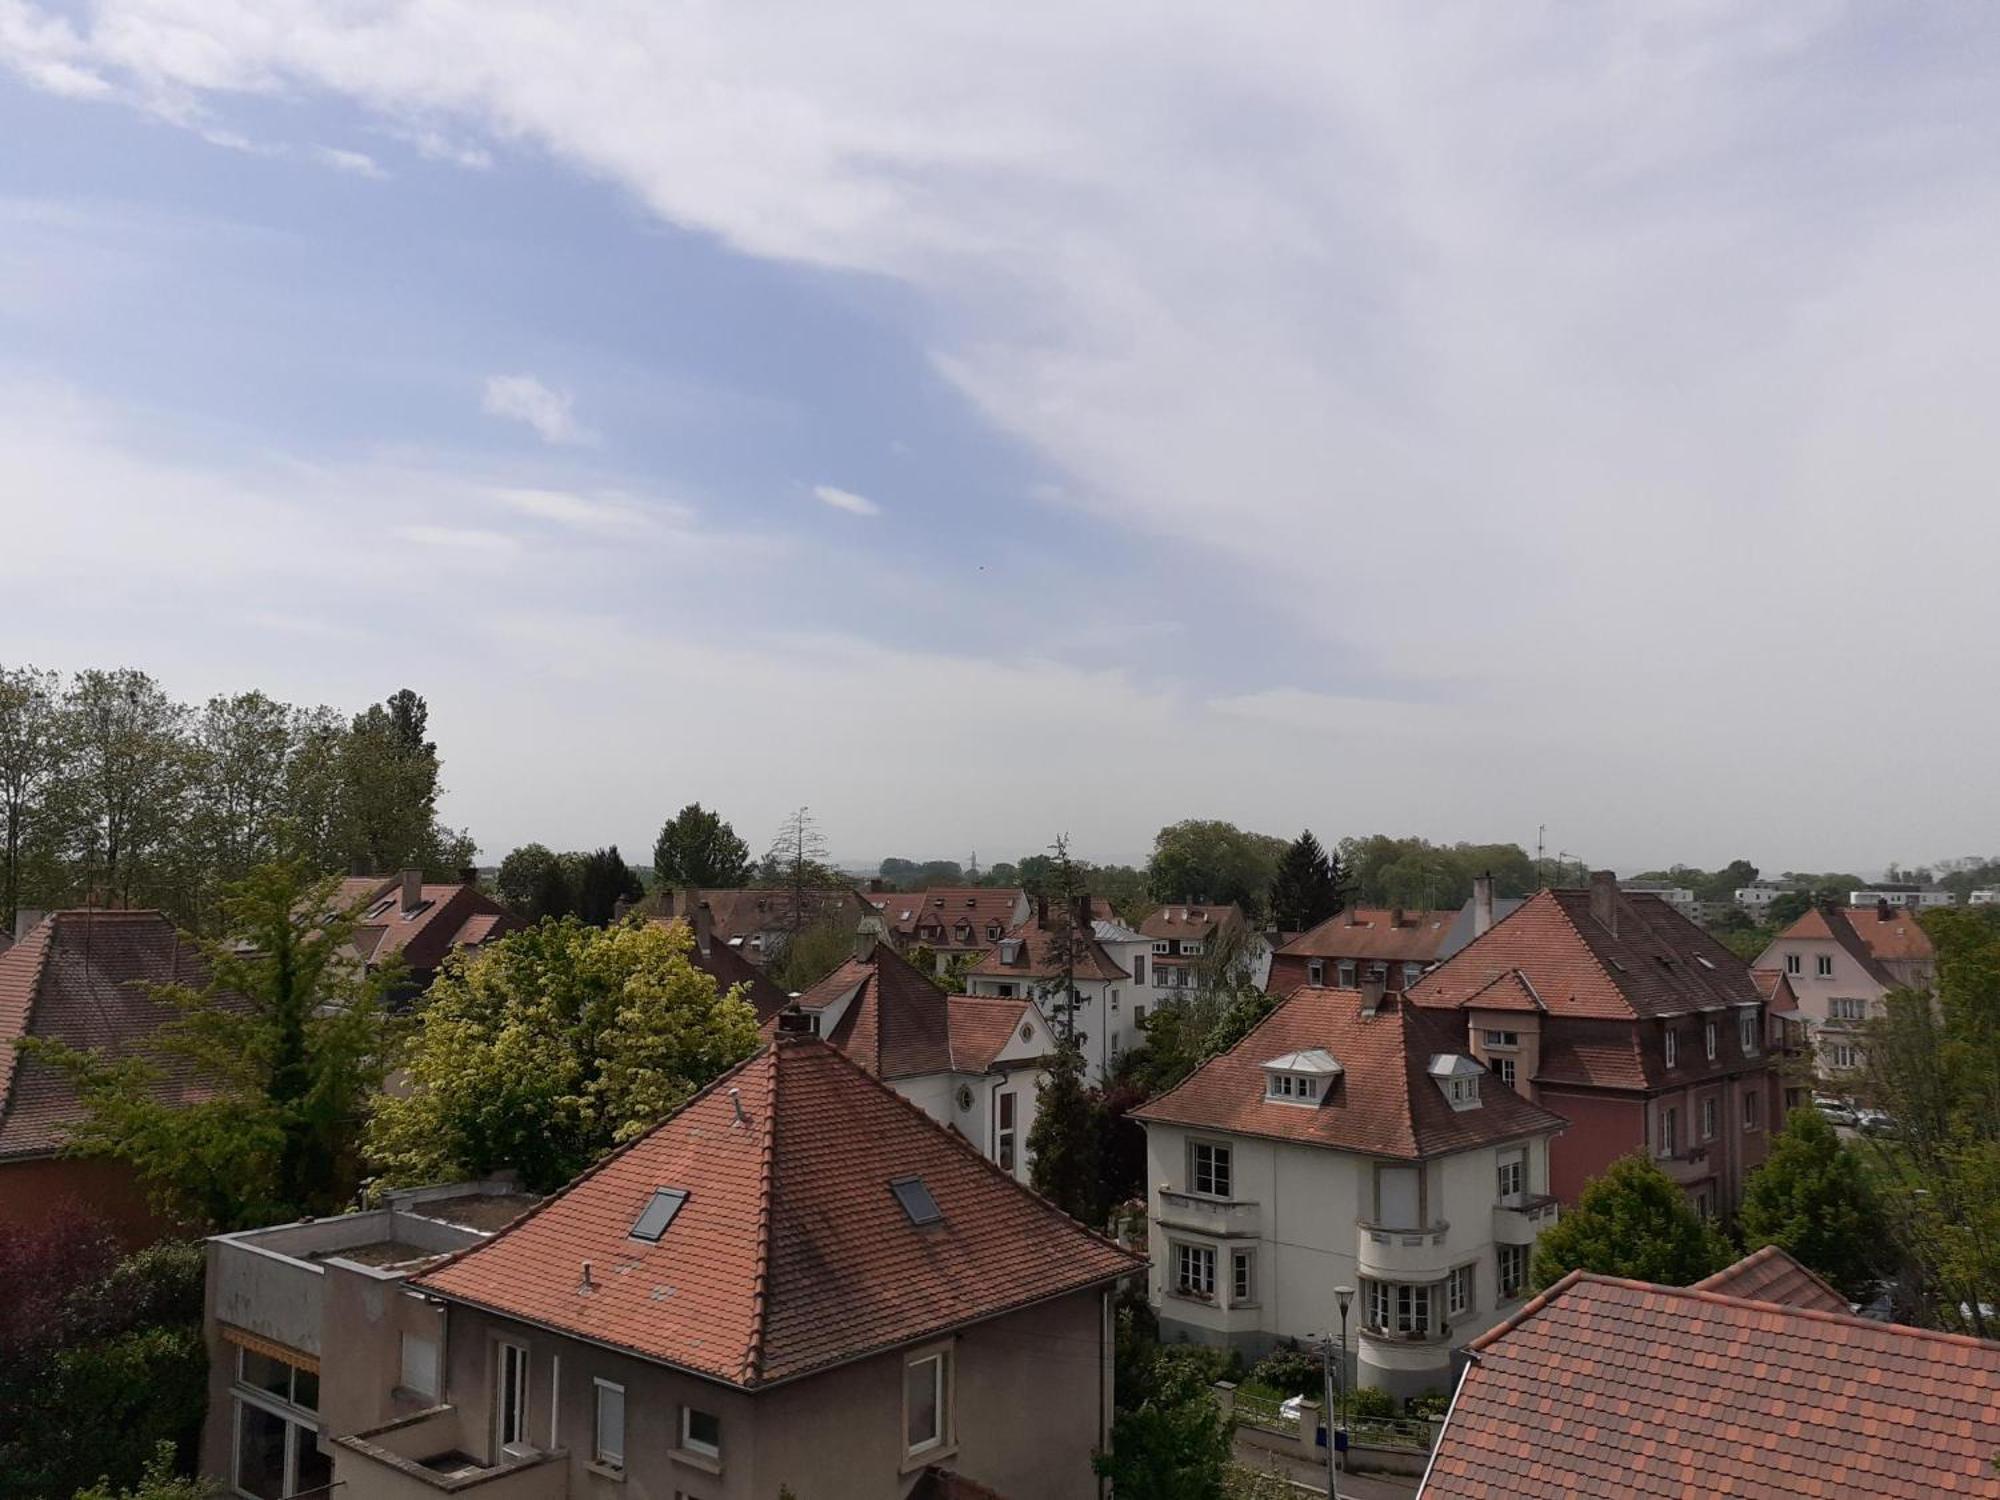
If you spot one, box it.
[1690,1244,1850,1314]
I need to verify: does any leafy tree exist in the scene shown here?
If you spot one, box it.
[1530,1154,1731,1290]
[368,918,761,1192]
[1739,1104,1879,1301]
[574,845,644,926]
[766,915,859,993]
[1027,1040,1104,1225]
[1269,829,1344,933]
[1338,835,1541,908]
[1093,1341,1234,1500]
[1147,820,1288,919]
[653,803,752,888]
[0,664,63,930]
[73,1442,218,1500]
[495,843,577,920]
[23,864,398,1229]
[64,669,195,910]
[339,691,469,877]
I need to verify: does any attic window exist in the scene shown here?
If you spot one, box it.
[890,1176,943,1226]
[399,900,433,922]
[1427,1054,1484,1111]
[364,897,396,920]
[629,1188,689,1242]
[1694,955,1715,970]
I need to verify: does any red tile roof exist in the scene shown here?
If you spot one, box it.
[1131,988,1565,1160]
[411,1037,1140,1388]
[967,916,1129,984]
[1691,1245,1850,1314]
[868,889,1024,952]
[642,887,874,960]
[945,996,1043,1074]
[337,877,523,975]
[1276,907,1456,963]
[1422,1270,2000,1498]
[1136,903,1247,941]
[774,942,954,1079]
[0,911,219,1160]
[1772,905,1935,986]
[1410,888,1762,1022]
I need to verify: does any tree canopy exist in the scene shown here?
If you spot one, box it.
[367,917,762,1192]
[1739,1103,1880,1301]
[1147,819,1287,918]
[653,803,752,888]
[1338,835,1540,909]
[1530,1154,1731,1290]
[1269,829,1344,932]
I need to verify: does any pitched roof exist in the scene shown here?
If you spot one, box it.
[1690,1244,1850,1314]
[338,877,524,975]
[868,888,1024,949]
[1409,887,1762,1022]
[1136,903,1245,941]
[640,887,873,956]
[1770,904,1935,986]
[774,942,955,1079]
[1421,1270,2000,1498]
[944,995,1041,1074]
[1277,907,1456,963]
[1131,988,1565,1160]
[648,917,792,1023]
[0,911,219,1160]
[410,1038,1140,1388]
[966,916,1129,984]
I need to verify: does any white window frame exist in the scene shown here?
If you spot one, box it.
[230,1388,322,1500]
[496,1342,530,1456]
[1743,1088,1762,1131]
[1659,1105,1678,1158]
[1496,1149,1525,1203]
[1402,962,1425,988]
[1189,1140,1232,1198]
[1701,1095,1717,1141]
[1817,953,1835,978]
[1336,960,1357,988]
[1495,1056,1517,1088]
[996,1090,1017,1173]
[1704,1021,1717,1061]
[1446,1265,1472,1318]
[592,1379,625,1470]
[1174,1241,1217,1299]
[1231,1249,1255,1305]
[1307,960,1325,986]
[680,1404,723,1461]
[902,1347,952,1460]
[1785,952,1801,975]
[1664,1029,1678,1069]
[1740,1011,1760,1055]
[1497,1243,1528,1301]
[1482,1030,1519,1050]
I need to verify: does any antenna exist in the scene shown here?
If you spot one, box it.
[1536,826,1547,888]
[729,1087,748,1128]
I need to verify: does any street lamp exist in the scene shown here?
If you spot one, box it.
[1333,1286,1355,1478]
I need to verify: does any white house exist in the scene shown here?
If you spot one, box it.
[1138,901,1273,998]
[774,934,1055,1183]
[966,896,1140,1083]
[1131,984,1567,1399]
[1848,886,1954,910]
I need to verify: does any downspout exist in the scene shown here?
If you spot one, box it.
[1099,1287,1111,1500]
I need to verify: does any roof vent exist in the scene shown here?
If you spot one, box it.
[889,1175,943,1226]
[629,1187,689,1242]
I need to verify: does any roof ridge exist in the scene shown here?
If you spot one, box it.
[741,1036,781,1383]
[1692,1243,1852,1310]
[0,916,61,1117]
[1465,1265,1591,1352]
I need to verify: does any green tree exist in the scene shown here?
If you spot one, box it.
[1530,1154,1731,1290]
[73,1443,217,1500]
[1038,835,1091,1044]
[1739,1104,1879,1301]
[23,864,398,1228]
[574,846,644,925]
[0,664,65,931]
[1339,835,1540,908]
[368,918,761,1192]
[653,803,752,888]
[767,914,860,993]
[1147,820,1287,919]
[495,843,577,920]
[1269,829,1344,933]
[1093,1345,1233,1500]
[64,669,195,910]
[1027,1040,1104,1225]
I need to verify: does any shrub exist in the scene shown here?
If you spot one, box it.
[1346,1385,1396,1421]
[1404,1388,1452,1419]
[1247,1342,1322,1398]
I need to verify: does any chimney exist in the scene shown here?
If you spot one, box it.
[853,921,879,963]
[1876,898,1892,922]
[1075,892,1093,932]
[1588,871,1618,935]
[458,865,479,887]
[1036,893,1049,928]
[1346,903,1360,926]
[579,1260,595,1294]
[869,877,885,893]
[13,908,45,942]
[400,868,423,913]
[685,889,712,957]
[1473,874,1495,937]
[1390,905,1405,930]
[1359,976,1387,1015]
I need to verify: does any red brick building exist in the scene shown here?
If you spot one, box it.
[1407,874,1785,1215]
[1267,905,1458,998]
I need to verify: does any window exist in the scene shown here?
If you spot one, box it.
[1152,940,1169,955]
[1482,1030,1519,1049]
[1232,1250,1255,1304]
[1266,1072,1319,1102]
[1403,962,1424,988]
[904,1352,949,1456]
[399,1333,439,1398]
[1830,996,1866,1022]
[593,1380,625,1469]
[1664,1029,1678,1069]
[1175,1242,1217,1298]
[1368,962,1388,984]
[1496,1149,1525,1203]
[1190,1141,1232,1198]
[630,1186,689,1242]
[681,1404,722,1459]
[1394,1282,1432,1335]
[1135,1003,1147,1026]
[996,1091,1017,1173]
[1110,989,1120,1011]
[497,1342,530,1452]
[232,1347,327,1500]
[1307,960,1325,986]
[1743,1088,1763,1131]
[1336,960,1356,987]
[1446,1265,1472,1319]
[1701,1095,1717,1140]
[1495,1057,1517,1087]
[1704,1021,1717,1061]
[1497,1243,1528,1300]
[1827,1042,1860,1070]
[1446,1075,1480,1108]
[1133,955,1145,985]
[890,1176,944,1225]
[1740,1011,1759,1055]
[1817,954,1835,978]
[240,1347,315,1412]
[1785,952,1802,975]
[1659,1106,1678,1158]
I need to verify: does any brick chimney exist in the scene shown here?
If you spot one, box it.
[853,921,880,963]
[682,888,711,956]
[1390,905,1405,929]
[1473,873,1495,937]
[1359,975,1388,1015]
[1588,870,1619,935]
[1876,898,1893,922]
[400,868,423,913]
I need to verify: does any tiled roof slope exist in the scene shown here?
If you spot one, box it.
[338,877,523,974]
[1277,907,1455,963]
[774,942,954,1079]
[966,917,1129,983]
[1691,1244,1849,1314]
[1132,988,1565,1159]
[411,1038,1139,1388]
[1409,887,1760,1021]
[1773,905,1933,987]
[869,888,1024,948]
[0,911,217,1160]
[946,995,1037,1074]
[1137,903,1246,941]
[1421,1271,2000,1499]
[639,887,873,954]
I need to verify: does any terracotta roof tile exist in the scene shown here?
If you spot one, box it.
[340,877,523,974]
[1423,1270,2000,1498]
[945,995,1038,1074]
[1691,1245,1850,1314]
[1277,907,1456,964]
[1131,988,1565,1159]
[967,916,1129,984]
[1776,904,1936,966]
[638,888,874,960]
[1136,903,1248,941]
[411,1037,1140,1388]
[648,918,792,1023]
[774,943,955,1079]
[869,889,1025,952]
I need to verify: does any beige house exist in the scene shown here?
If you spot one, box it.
[253,1036,1140,1500]
[1753,902,1936,1075]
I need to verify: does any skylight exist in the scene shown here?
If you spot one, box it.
[890,1176,943,1226]
[629,1187,689,1242]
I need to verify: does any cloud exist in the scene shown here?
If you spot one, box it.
[391,523,519,556]
[311,145,386,178]
[812,484,882,518]
[480,373,591,445]
[488,486,681,534]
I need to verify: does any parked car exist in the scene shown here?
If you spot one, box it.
[1814,1094,1858,1127]
[1854,1107,1897,1137]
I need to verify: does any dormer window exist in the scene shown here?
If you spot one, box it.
[1261,1049,1341,1107]
[997,938,1023,964]
[1428,1054,1483,1111]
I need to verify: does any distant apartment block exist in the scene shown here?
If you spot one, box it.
[1848,885,1954,910]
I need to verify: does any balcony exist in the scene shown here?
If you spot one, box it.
[1491,1194,1559,1246]
[1157,1188,1261,1239]
[1356,1222,1454,1279]
[332,1408,568,1499]
[1656,1148,1714,1187]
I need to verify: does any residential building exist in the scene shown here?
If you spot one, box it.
[1132,984,1566,1398]
[1267,906,1458,1000]
[332,870,523,995]
[771,933,1055,1183]
[1091,917,1156,1028]
[644,886,875,966]
[0,908,227,1243]
[1136,902,1272,996]
[1733,882,1791,914]
[1753,901,1937,1077]
[1417,1246,2000,1498]
[326,1037,1141,1500]
[865,888,1032,973]
[648,900,793,1022]
[200,1179,540,1500]
[1848,884,1954,910]
[1618,882,1698,922]
[1408,874,1784,1215]
[1971,887,2000,906]
[966,897,1138,1082]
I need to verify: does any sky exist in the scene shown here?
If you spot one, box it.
[3,3,1999,877]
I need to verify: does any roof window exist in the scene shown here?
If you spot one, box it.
[629,1187,689,1242]
[890,1176,943,1226]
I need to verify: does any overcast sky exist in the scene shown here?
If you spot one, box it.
[3,4,1997,876]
